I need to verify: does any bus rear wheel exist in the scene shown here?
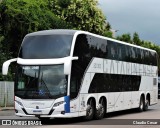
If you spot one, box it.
[94,98,105,120]
[144,98,149,111]
[84,99,95,120]
[138,96,144,112]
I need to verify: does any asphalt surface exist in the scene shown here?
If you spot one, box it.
[0,100,160,128]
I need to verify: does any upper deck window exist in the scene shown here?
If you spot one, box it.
[19,35,73,59]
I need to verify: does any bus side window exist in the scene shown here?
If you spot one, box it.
[121,44,126,61]
[136,48,141,64]
[70,62,81,99]
[130,47,136,63]
[105,42,108,59]
[140,49,144,64]
[153,52,158,66]
[70,77,80,99]
[148,51,154,65]
[117,44,122,61]
[106,40,111,59]
[144,50,149,65]
[125,46,130,62]
[110,42,117,60]
[134,47,138,63]
[98,39,107,58]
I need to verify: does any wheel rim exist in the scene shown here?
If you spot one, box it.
[98,99,105,117]
[140,98,143,110]
[145,100,149,109]
[86,100,93,117]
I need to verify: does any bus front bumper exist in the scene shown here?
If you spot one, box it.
[15,111,80,118]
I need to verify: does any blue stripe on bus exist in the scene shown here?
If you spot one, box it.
[64,96,70,113]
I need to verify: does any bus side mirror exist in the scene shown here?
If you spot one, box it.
[64,57,78,75]
[2,58,17,75]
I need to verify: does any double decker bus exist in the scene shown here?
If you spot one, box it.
[2,29,158,120]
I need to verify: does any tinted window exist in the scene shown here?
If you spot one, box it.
[140,49,144,63]
[107,40,118,60]
[125,45,131,62]
[70,34,89,99]
[19,35,73,59]
[150,52,157,66]
[70,34,108,99]
[70,61,81,99]
[87,35,107,58]
[144,50,149,65]
[88,74,141,93]
[136,48,141,63]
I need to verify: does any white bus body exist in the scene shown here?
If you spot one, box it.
[2,30,158,120]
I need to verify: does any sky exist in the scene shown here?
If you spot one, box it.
[99,0,160,45]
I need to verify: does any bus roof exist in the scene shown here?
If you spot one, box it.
[76,30,157,53]
[26,29,77,37]
[26,29,157,53]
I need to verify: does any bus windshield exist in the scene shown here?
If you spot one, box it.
[19,35,73,59]
[15,65,68,99]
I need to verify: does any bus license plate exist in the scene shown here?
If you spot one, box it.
[33,110,42,114]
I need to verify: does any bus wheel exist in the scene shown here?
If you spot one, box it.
[84,99,95,120]
[138,96,144,112]
[144,98,149,111]
[94,98,105,120]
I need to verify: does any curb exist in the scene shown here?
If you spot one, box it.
[0,107,14,111]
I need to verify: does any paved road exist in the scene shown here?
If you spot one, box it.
[0,100,160,128]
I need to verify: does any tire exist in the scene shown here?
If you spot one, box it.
[84,99,95,120]
[94,98,105,120]
[144,98,149,111]
[138,96,144,112]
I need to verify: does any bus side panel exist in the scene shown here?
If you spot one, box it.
[140,76,154,91]
[107,93,115,112]
[139,75,158,105]
[70,98,80,114]
[123,92,132,109]
[114,92,124,111]
[131,91,140,108]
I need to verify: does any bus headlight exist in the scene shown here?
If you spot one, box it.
[15,100,23,107]
[53,101,65,107]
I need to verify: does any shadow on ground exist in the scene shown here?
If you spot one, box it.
[40,108,155,125]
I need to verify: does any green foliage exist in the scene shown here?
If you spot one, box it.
[0,0,72,80]
[133,32,141,45]
[50,0,111,36]
[103,30,113,38]
[0,0,72,57]
[0,35,12,80]
[116,33,132,43]
[0,0,159,80]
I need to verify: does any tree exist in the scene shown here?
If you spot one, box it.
[116,33,132,43]
[50,0,111,36]
[133,32,141,45]
[0,0,72,57]
[0,34,12,80]
[0,0,73,80]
